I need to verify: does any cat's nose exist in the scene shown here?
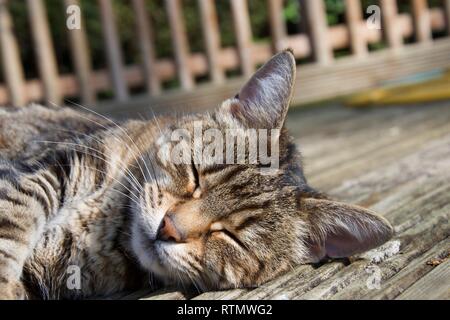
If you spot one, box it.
[156,214,182,242]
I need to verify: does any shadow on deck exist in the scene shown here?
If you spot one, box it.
[110,100,450,300]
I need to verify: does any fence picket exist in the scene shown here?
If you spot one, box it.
[412,0,432,42]
[27,0,61,105]
[165,0,194,90]
[0,0,26,106]
[198,0,225,84]
[301,0,333,65]
[0,0,448,108]
[268,0,287,53]
[345,0,368,57]
[446,0,450,35]
[132,0,161,95]
[99,0,129,101]
[64,0,96,105]
[380,0,403,49]
[230,0,254,77]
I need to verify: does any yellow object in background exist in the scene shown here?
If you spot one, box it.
[346,70,450,107]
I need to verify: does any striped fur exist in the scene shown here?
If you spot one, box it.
[0,51,393,299]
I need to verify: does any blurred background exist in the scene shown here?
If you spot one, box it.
[0,0,449,114]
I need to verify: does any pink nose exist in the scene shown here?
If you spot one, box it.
[157,215,182,242]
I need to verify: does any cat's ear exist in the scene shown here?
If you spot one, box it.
[217,49,296,129]
[300,198,394,263]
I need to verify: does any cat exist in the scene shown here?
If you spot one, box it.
[0,50,393,300]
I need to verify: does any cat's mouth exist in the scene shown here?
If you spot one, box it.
[131,218,192,284]
[145,240,199,286]
[130,218,169,279]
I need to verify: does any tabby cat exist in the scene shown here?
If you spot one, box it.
[0,50,393,299]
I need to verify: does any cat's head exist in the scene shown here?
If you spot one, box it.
[130,50,393,290]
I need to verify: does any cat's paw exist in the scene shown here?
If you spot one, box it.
[0,280,26,300]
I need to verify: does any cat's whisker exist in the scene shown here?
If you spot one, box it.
[148,107,163,137]
[44,127,143,190]
[140,109,168,188]
[33,139,141,191]
[33,141,142,204]
[51,101,150,188]
[61,100,158,189]
[183,268,203,294]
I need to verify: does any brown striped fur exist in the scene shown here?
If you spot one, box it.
[0,51,393,299]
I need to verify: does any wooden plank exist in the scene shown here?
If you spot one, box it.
[0,0,26,106]
[230,0,254,77]
[310,121,450,191]
[132,0,161,95]
[140,289,187,300]
[193,289,248,300]
[254,106,448,300]
[268,0,287,52]
[64,0,96,105]
[380,0,403,49]
[396,258,450,300]
[345,0,368,57]
[329,147,450,221]
[198,0,225,84]
[411,0,432,43]
[301,0,333,65]
[106,288,152,300]
[365,239,449,299]
[331,190,450,300]
[305,108,450,178]
[98,0,129,101]
[294,131,450,299]
[239,263,345,300]
[294,105,436,160]
[26,0,62,105]
[165,0,195,90]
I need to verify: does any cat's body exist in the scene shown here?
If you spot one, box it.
[0,51,393,300]
[0,105,159,298]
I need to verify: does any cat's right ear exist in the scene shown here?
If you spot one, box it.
[216,49,297,129]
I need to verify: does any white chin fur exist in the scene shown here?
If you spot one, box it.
[130,218,168,279]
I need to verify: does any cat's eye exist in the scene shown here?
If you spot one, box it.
[210,222,224,232]
[209,222,246,249]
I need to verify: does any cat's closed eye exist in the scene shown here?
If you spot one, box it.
[209,223,240,243]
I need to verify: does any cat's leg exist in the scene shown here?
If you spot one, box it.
[0,161,61,299]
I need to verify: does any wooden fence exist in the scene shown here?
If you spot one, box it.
[0,0,450,112]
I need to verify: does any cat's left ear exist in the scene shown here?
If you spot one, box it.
[217,49,296,129]
[300,198,394,263]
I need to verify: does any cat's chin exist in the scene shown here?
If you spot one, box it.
[130,221,168,280]
[130,221,189,286]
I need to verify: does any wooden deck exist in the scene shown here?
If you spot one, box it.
[110,100,450,300]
